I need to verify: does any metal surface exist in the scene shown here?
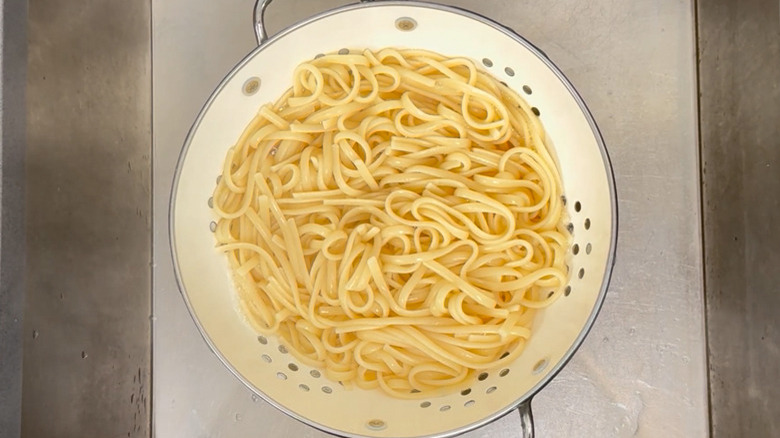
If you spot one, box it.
[22,1,152,437]
[153,1,707,437]
[697,0,780,436]
[0,0,26,436]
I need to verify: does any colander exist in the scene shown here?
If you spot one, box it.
[169,1,618,436]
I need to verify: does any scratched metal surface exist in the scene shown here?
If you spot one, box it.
[152,1,708,437]
[22,1,152,437]
[697,0,780,436]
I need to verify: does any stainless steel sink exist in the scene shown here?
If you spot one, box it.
[697,1,780,436]
[7,0,780,437]
[0,0,26,436]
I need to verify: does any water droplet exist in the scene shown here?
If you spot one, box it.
[234,413,243,422]
[32,330,39,339]
[81,351,88,359]
[251,394,259,402]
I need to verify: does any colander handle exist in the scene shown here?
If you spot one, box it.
[518,399,535,437]
[253,0,376,45]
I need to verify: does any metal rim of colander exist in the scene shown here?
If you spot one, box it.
[168,1,619,437]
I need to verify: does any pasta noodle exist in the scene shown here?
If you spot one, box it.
[212,48,569,398]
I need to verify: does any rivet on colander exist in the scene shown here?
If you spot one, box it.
[257,335,268,345]
[522,85,533,95]
[288,363,299,372]
[310,370,321,378]
[242,77,261,96]
[482,58,493,67]
[366,419,387,431]
[276,372,287,380]
[504,67,515,77]
[420,401,431,408]
[439,405,451,412]
[395,17,417,31]
[322,386,333,394]
[477,372,489,381]
[464,400,476,408]
[209,221,217,232]
[261,354,272,363]
[486,386,497,394]
[586,243,592,254]
[499,368,510,377]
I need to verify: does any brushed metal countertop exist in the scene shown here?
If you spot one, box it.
[0,0,26,436]
[151,1,707,436]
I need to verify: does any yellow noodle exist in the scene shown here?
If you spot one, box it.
[212,48,569,399]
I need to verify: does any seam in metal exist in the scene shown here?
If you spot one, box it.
[692,0,715,436]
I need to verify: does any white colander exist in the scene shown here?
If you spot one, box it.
[170,1,618,437]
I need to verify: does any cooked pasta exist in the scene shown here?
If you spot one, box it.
[212,48,569,398]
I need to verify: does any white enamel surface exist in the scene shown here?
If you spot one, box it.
[171,4,614,438]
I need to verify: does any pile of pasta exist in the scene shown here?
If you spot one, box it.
[212,48,569,398]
